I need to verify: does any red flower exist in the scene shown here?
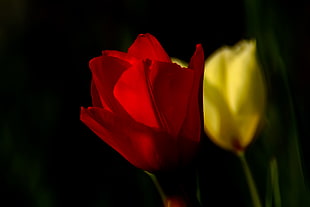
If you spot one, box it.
[80,33,204,172]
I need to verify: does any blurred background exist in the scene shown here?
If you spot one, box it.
[1,0,310,206]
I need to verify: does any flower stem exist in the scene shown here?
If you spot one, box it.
[238,153,262,207]
[270,157,282,207]
[145,171,202,207]
[195,169,201,204]
[145,171,167,203]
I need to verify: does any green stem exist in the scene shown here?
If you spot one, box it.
[270,158,282,207]
[145,171,167,203]
[195,169,201,205]
[145,171,202,207]
[265,161,272,207]
[238,153,263,207]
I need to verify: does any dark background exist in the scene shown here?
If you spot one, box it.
[1,0,310,206]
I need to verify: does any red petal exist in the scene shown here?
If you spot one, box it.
[102,50,137,64]
[189,44,204,74]
[128,33,171,63]
[91,80,103,107]
[89,55,131,117]
[179,44,204,142]
[113,60,160,129]
[80,107,180,172]
[147,61,194,137]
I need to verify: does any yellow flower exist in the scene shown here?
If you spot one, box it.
[203,40,266,153]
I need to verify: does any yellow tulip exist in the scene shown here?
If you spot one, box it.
[203,40,266,153]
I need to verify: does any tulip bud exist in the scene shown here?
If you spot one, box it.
[203,40,266,153]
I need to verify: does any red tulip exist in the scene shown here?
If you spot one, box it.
[80,33,204,172]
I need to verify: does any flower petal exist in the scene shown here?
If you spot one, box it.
[91,80,102,107]
[203,81,239,151]
[80,107,180,172]
[102,50,137,64]
[179,44,204,142]
[128,33,171,63]
[113,60,159,128]
[89,55,131,117]
[203,47,230,100]
[147,61,194,137]
[226,41,265,146]
[171,57,188,68]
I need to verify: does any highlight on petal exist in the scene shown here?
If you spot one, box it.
[128,33,171,62]
[113,60,159,129]
[171,57,188,68]
[89,55,131,117]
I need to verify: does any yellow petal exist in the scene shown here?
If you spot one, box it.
[171,57,188,68]
[203,48,239,151]
[203,40,266,152]
[203,47,229,99]
[203,80,238,151]
[226,40,266,147]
